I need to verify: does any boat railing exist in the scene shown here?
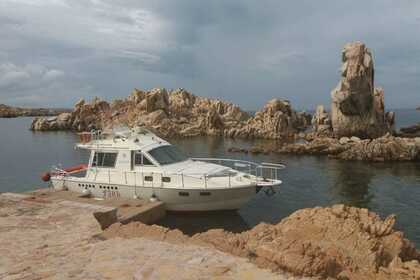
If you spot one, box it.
[191,157,285,184]
[54,157,284,189]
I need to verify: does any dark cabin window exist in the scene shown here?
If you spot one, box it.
[162,177,171,183]
[144,176,153,181]
[178,192,189,197]
[92,152,117,168]
[200,192,211,196]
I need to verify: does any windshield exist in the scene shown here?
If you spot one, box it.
[148,145,188,165]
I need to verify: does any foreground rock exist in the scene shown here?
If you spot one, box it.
[0,104,70,118]
[103,205,420,279]
[0,193,293,280]
[2,192,419,279]
[31,88,311,139]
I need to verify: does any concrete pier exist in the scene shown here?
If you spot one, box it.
[4,188,166,229]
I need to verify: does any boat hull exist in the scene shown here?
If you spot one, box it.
[51,177,257,211]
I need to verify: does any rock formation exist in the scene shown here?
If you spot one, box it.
[31,88,311,139]
[311,105,332,135]
[277,134,420,161]
[228,134,420,161]
[330,42,394,138]
[0,104,70,118]
[103,205,420,280]
[399,123,420,138]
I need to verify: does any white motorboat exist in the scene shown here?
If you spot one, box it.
[42,127,285,211]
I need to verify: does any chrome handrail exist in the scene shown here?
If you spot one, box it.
[55,157,285,189]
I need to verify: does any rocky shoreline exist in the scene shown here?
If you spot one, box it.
[1,192,419,279]
[233,134,420,161]
[0,104,70,118]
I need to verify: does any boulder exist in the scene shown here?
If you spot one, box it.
[331,42,394,138]
[141,88,169,113]
[226,99,310,139]
[312,105,331,133]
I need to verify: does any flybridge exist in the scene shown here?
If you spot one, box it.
[75,127,168,151]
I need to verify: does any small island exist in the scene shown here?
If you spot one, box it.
[0,104,70,118]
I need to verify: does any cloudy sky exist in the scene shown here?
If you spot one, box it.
[0,0,419,110]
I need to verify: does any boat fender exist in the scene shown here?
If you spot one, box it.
[80,188,91,197]
[41,172,51,182]
[149,194,158,202]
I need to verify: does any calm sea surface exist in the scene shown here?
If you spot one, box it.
[0,111,419,245]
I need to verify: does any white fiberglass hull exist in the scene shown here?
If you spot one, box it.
[51,177,257,211]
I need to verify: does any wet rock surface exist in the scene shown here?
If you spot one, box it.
[103,205,420,280]
[0,104,70,118]
[0,194,295,280]
[31,88,311,139]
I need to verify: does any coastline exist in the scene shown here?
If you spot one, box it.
[1,190,419,279]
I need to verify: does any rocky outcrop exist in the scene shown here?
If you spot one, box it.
[399,123,420,138]
[276,134,420,161]
[228,134,420,161]
[103,205,420,280]
[330,42,394,138]
[224,99,311,139]
[0,104,70,118]
[30,88,311,139]
[311,105,333,136]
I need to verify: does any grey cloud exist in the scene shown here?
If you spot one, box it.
[0,0,419,109]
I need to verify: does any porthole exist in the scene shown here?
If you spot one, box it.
[200,192,211,196]
[162,177,171,183]
[107,186,110,190]
[144,176,153,182]
[178,192,189,197]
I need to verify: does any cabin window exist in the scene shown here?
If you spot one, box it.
[134,152,154,166]
[148,145,188,165]
[144,176,153,181]
[162,177,171,183]
[178,191,189,197]
[92,152,118,168]
[200,192,211,196]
